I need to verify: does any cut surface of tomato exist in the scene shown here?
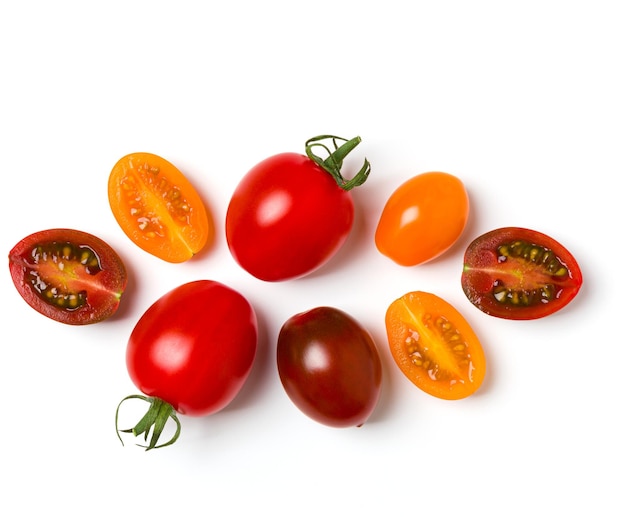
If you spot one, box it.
[8,228,127,325]
[108,152,212,263]
[461,227,583,320]
[386,291,486,400]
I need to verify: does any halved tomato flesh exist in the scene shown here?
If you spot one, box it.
[462,227,583,320]
[108,152,212,263]
[386,291,486,400]
[8,228,127,325]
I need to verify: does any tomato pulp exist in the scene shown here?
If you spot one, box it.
[8,228,127,325]
[117,280,257,449]
[277,307,382,427]
[108,152,212,263]
[375,171,469,266]
[461,227,583,320]
[226,135,370,281]
[386,291,486,400]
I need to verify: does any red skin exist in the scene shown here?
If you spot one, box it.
[126,280,257,416]
[226,152,354,282]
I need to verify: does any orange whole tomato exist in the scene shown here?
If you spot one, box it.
[375,172,469,266]
[385,291,486,400]
[108,152,213,263]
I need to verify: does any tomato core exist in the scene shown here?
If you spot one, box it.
[26,241,104,310]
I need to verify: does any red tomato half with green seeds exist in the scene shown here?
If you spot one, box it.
[116,280,257,450]
[225,135,371,282]
[461,227,583,320]
[8,228,127,325]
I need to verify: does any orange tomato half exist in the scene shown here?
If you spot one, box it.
[375,172,469,266]
[108,152,212,263]
[386,291,486,400]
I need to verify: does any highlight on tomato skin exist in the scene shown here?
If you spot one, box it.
[375,171,470,267]
[385,291,486,400]
[461,227,583,320]
[108,152,213,263]
[8,228,127,325]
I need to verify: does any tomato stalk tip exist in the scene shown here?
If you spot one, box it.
[305,135,371,191]
[115,394,181,451]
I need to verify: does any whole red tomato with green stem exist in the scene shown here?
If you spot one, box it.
[115,280,258,450]
[225,135,371,281]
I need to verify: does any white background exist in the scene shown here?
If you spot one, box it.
[1,1,624,515]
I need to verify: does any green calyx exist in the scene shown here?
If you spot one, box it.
[115,394,181,451]
[305,135,371,191]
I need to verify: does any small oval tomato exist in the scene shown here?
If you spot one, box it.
[8,228,127,325]
[461,227,583,320]
[226,135,371,281]
[277,306,382,428]
[375,171,469,266]
[108,152,212,263]
[117,280,257,450]
[386,291,485,400]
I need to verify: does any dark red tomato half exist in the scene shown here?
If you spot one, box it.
[225,135,370,282]
[8,228,127,325]
[126,280,258,417]
[461,227,583,320]
[277,306,382,428]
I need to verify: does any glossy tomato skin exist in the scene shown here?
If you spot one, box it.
[126,280,257,416]
[8,228,127,325]
[462,227,583,320]
[375,172,469,266]
[108,152,212,263]
[226,153,354,281]
[277,306,382,427]
[386,291,486,400]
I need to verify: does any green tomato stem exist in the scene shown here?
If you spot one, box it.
[305,135,371,191]
[115,394,181,451]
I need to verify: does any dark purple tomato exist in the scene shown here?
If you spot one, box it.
[277,306,382,428]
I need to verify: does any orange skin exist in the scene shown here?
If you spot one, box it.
[375,172,469,266]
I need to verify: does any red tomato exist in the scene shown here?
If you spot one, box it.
[8,228,127,325]
[386,291,486,400]
[108,152,213,263]
[375,172,469,266]
[225,135,371,281]
[116,280,257,449]
[277,306,382,428]
[461,227,583,320]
